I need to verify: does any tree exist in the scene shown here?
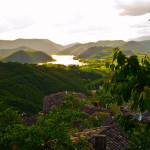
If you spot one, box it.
[103,47,150,149]
[104,47,150,112]
[0,93,100,150]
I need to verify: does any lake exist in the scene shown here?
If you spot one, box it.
[39,55,85,66]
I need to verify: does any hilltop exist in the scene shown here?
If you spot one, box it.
[0,39,64,54]
[1,50,55,64]
[78,46,112,58]
[0,46,36,56]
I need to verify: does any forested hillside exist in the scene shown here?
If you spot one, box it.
[0,63,86,115]
[0,62,102,116]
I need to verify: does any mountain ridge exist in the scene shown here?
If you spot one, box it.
[0,39,64,54]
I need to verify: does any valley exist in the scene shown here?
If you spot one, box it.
[0,38,149,150]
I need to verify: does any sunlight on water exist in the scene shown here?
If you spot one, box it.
[39,55,85,66]
[51,55,84,66]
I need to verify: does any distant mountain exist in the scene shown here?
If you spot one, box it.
[120,41,149,52]
[58,43,95,55]
[63,42,81,49]
[95,40,125,47]
[58,40,125,55]
[129,36,150,41]
[1,50,55,64]
[0,39,64,54]
[0,46,36,56]
[78,46,145,59]
[78,46,112,58]
[139,41,150,51]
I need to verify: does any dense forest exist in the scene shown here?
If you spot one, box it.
[0,62,103,116]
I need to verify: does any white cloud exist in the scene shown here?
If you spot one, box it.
[116,0,150,16]
[0,0,150,44]
[0,17,34,33]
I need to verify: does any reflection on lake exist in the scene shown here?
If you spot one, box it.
[40,55,85,66]
[51,55,85,66]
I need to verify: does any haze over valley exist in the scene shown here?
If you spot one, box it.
[0,38,150,64]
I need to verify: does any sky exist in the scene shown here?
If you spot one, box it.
[0,0,150,45]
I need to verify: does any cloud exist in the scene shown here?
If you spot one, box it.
[117,1,150,16]
[66,26,106,34]
[130,22,150,28]
[0,16,34,33]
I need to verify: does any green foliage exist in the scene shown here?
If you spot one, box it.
[104,47,150,112]
[93,90,116,108]
[104,48,150,149]
[0,108,24,149]
[116,113,150,150]
[0,93,100,150]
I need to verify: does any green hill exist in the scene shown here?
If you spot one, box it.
[0,46,36,56]
[58,40,125,55]
[0,39,64,54]
[78,46,112,58]
[0,62,86,115]
[78,46,145,59]
[1,50,55,64]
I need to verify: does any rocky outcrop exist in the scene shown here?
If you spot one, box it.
[43,91,87,113]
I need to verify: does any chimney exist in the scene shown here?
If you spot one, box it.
[94,134,107,150]
[12,144,17,150]
[96,101,100,118]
